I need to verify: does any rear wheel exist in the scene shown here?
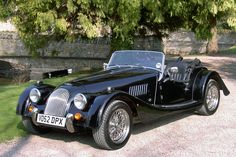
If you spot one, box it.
[22,116,50,134]
[92,100,132,150]
[197,79,220,115]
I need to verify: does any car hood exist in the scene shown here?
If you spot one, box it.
[61,67,159,94]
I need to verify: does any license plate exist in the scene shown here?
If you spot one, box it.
[37,114,66,127]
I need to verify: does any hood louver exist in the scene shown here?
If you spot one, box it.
[129,84,148,96]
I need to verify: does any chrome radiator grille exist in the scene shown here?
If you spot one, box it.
[44,88,70,117]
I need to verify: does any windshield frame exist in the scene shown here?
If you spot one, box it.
[107,50,165,80]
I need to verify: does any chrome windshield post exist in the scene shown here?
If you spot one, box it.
[158,53,165,81]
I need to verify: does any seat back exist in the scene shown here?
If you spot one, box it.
[165,58,202,83]
[168,62,188,82]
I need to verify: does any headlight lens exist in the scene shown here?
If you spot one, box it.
[29,88,41,103]
[74,93,87,110]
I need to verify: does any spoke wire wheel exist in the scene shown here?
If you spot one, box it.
[108,108,130,144]
[206,83,219,111]
[197,79,220,115]
[92,100,132,150]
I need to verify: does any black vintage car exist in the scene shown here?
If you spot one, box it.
[16,50,230,149]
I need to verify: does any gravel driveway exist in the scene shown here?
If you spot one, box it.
[0,55,236,157]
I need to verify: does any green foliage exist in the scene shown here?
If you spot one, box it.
[0,0,235,54]
[102,0,141,51]
[186,0,236,39]
[0,1,11,20]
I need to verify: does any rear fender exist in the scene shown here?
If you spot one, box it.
[193,69,230,101]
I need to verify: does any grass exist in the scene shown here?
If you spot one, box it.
[219,45,236,55]
[0,70,96,142]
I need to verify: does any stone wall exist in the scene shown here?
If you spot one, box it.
[0,29,235,79]
[0,32,162,79]
[0,32,111,58]
[164,31,236,55]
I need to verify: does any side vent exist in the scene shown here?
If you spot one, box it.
[129,84,148,96]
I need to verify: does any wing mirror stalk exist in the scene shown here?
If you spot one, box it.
[103,63,108,70]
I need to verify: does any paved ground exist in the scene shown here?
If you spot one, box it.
[0,55,236,157]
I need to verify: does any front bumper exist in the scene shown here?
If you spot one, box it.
[30,108,76,133]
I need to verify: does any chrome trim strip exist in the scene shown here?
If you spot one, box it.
[158,53,165,81]
[153,75,159,106]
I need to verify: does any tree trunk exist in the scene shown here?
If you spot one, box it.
[207,21,218,54]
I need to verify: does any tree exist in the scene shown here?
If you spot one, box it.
[183,0,236,53]
[141,0,236,54]
[1,0,235,55]
[0,0,11,20]
[1,0,141,55]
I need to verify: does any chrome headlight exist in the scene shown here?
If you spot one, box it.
[29,88,41,103]
[74,93,87,110]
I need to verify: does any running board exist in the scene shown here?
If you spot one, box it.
[155,100,200,110]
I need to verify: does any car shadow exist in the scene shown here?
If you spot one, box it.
[184,55,236,81]
[202,60,236,81]
[132,111,193,135]
[38,128,99,149]
[25,110,194,149]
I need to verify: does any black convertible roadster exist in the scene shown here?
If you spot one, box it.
[16,50,229,149]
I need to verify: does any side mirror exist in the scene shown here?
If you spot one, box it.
[169,67,178,73]
[103,63,108,70]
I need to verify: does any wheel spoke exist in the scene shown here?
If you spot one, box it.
[206,84,219,111]
[108,108,130,144]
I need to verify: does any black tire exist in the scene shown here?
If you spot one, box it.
[197,79,220,115]
[22,116,50,134]
[92,100,133,150]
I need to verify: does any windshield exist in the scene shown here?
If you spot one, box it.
[108,50,165,71]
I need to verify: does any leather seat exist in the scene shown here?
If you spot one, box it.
[165,58,201,83]
[167,61,189,82]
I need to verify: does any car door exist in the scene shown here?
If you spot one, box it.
[159,80,188,104]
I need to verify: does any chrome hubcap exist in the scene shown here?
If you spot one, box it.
[108,108,130,144]
[206,84,219,111]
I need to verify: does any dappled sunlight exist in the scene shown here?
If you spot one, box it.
[185,55,236,81]
[0,135,31,157]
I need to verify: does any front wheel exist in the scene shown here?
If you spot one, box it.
[22,116,50,134]
[92,100,132,150]
[197,79,220,115]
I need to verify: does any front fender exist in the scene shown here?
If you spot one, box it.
[87,91,139,128]
[16,83,55,115]
[16,85,35,115]
[193,69,230,101]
